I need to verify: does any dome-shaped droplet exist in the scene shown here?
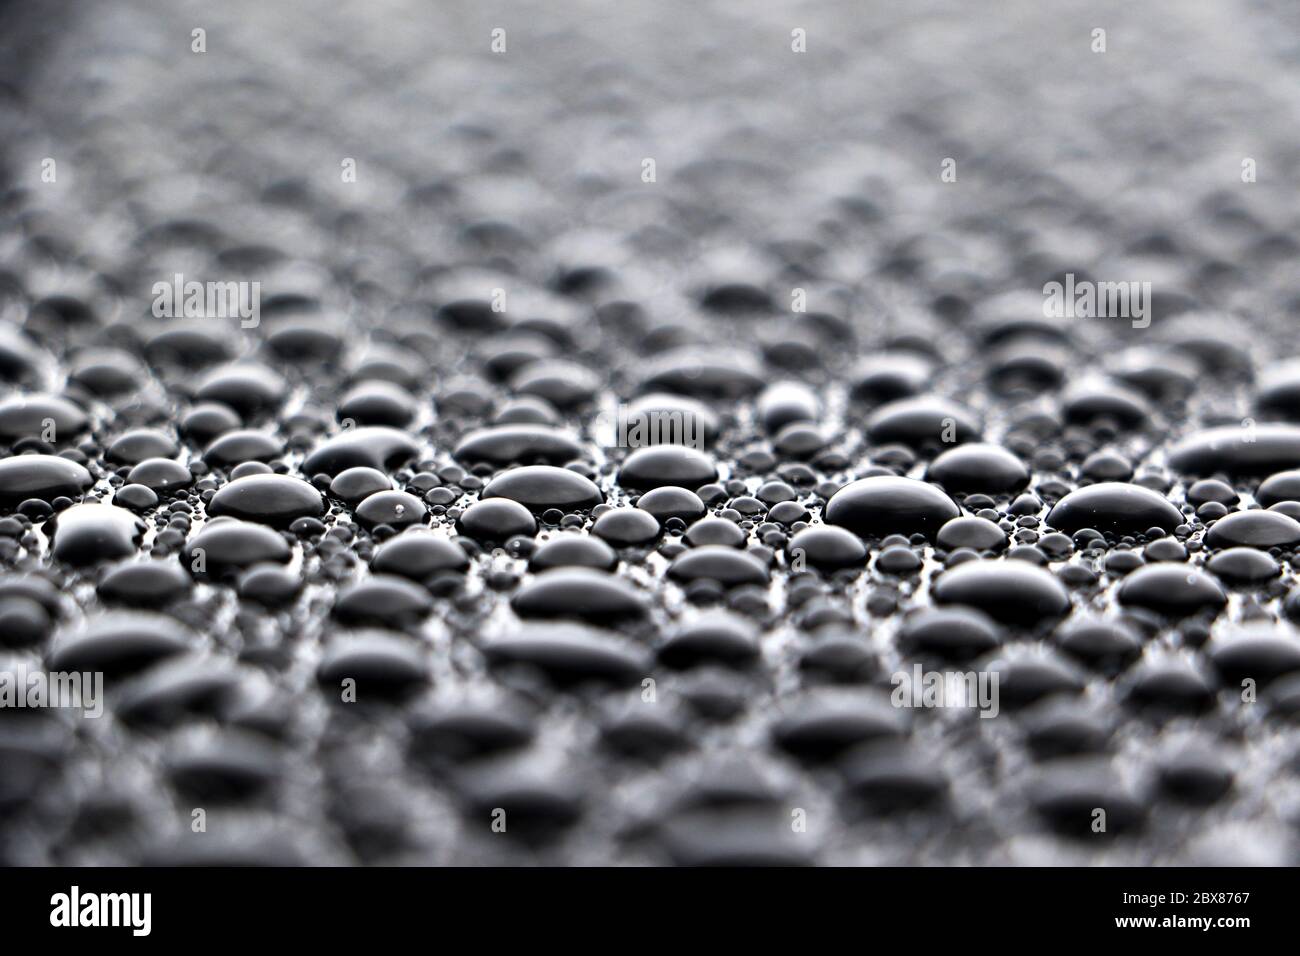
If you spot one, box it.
[931,560,1070,627]
[823,476,959,541]
[208,474,324,528]
[1045,482,1182,536]
[0,454,92,507]
[50,503,144,566]
[481,466,603,514]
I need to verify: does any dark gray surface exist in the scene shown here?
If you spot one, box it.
[0,0,1298,865]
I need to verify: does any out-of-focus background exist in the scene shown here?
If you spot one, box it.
[5,0,1299,339]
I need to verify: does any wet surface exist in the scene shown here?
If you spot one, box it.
[0,0,1299,864]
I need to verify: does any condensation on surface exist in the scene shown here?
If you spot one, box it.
[0,0,1298,865]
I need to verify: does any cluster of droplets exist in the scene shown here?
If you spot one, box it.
[2,0,1300,865]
